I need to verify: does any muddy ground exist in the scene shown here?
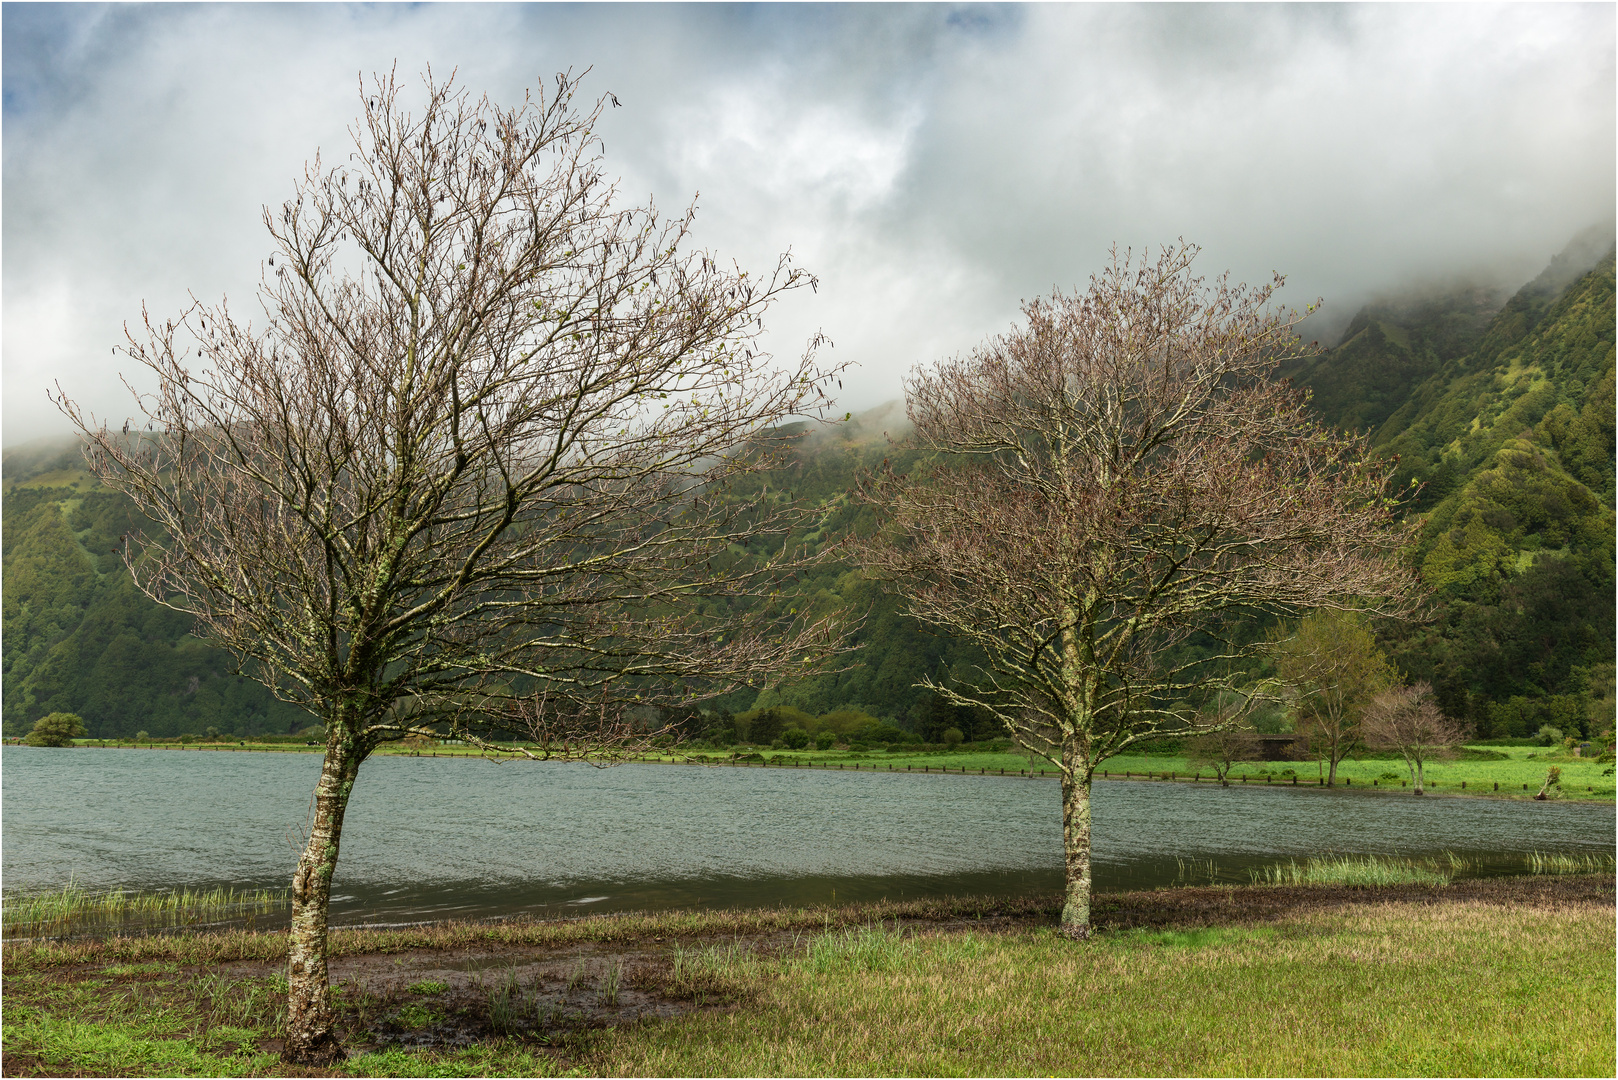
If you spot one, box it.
[242,874,1618,1059]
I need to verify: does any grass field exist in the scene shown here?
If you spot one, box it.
[43,737,1618,800]
[2,874,1612,1077]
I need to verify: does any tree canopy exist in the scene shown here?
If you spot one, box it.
[851,243,1417,936]
[52,69,845,1065]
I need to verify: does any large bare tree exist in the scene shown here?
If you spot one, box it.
[1272,608,1398,786]
[854,243,1419,939]
[55,69,844,1064]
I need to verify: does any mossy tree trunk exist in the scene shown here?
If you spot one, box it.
[1059,742,1095,938]
[284,727,369,1065]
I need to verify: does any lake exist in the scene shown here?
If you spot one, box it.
[3,746,1612,926]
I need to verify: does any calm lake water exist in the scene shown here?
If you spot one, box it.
[3,746,1613,926]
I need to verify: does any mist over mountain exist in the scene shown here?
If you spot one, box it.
[4,228,1613,741]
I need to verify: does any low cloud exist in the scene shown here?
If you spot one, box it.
[4,4,1612,443]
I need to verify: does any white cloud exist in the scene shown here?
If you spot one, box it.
[4,4,1612,444]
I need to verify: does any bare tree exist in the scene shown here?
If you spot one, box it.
[853,243,1419,939]
[1186,716,1261,787]
[1272,609,1398,786]
[54,69,845,1065]
[1362,683,1467,795]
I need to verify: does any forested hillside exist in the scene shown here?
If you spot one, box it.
[5,235,1613,741]
[2,451,309,738]
[1285,232,1616,739]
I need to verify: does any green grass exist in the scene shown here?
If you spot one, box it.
[1,965,285,1076]
[1247,854,1456,887]
[3,880,289,939]
[62,740,1617,799]
[1528,850,1618,875]
[584,898,1612,1077]
[3,878,1610,1076]
[612,744,1618,799]
[406,979,449,996]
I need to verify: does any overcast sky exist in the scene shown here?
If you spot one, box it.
[4,3,1614,446]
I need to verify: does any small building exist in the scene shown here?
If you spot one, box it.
[1255,733,1310,761]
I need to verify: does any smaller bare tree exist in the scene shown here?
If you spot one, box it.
[1362,683,1467,794]
[1186,720,1260,786]
[852,242,1421,939]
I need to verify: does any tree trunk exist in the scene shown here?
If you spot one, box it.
[1412,756,1425,795]
[1059,759,1094,940]
[284,732,367,1065]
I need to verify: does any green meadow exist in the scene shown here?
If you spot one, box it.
[61,738,1618,801]
[3,874,1612,1077]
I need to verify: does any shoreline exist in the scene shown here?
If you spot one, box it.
[19,740,1617,802]
[7,870,1612,960]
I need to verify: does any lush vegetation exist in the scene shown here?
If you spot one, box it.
[5,240,1614,745]
[3,876,1611,1076]
[1283,243,1615,740]
[21,711,86,747]
[2,470,307,739]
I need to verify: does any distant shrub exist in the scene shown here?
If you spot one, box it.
[1536,725,1565,747]
[738,706,813,745]
[814,731,836,751]
[848,720,916,745]
[818,707,882,736]
[781,726,811,750]
[134,730,150,742]
[24,712,87,747]
[942,727,964,747]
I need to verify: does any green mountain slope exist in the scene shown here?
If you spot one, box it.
[1286,234,1616,739]
[1,478,308,738]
